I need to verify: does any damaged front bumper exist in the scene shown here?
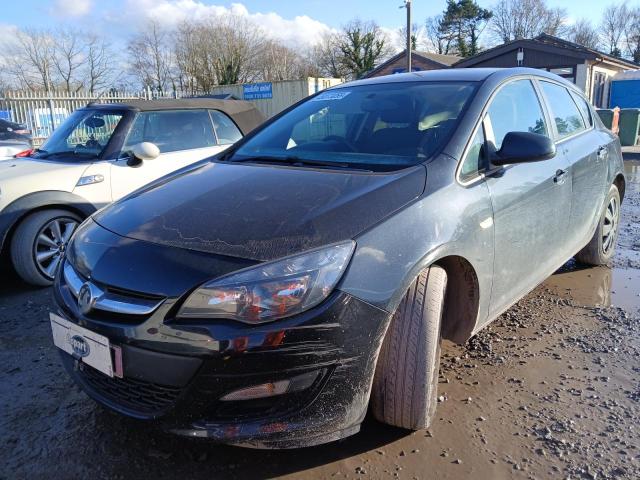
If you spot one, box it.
[54,270,391,449]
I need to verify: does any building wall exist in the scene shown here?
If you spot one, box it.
[367,56,445,78]
[206,78,343,118]
[463,48,584,70]
[587,64,625,108]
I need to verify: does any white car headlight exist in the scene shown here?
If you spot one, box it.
[177,241,355,324]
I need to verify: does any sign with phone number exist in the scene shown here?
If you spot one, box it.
[243,82,273,100]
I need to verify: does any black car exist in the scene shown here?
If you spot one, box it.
[52,68,624,448]
[0,118,32,144]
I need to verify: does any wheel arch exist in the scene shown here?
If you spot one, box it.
[385,248,483,345]
[0,191,96,252]
[613,173,625,203]
[432,255,481,344]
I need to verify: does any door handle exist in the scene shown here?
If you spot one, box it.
[554,169,568,184]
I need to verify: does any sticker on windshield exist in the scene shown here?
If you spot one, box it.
[311,91,351,101]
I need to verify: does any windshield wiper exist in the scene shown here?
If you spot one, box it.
[232,155,371,171]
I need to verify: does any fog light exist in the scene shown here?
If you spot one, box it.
[219,370,320,401]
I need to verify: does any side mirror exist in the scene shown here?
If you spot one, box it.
[130,142,160,161]
[492,132,556,166]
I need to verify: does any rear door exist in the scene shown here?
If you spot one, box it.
[110,109,229,200]
[538,80,609,253]
[483,78,573,318]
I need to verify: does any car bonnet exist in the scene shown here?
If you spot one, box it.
[93,161,427,262]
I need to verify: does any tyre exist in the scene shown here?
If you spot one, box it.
[10,209,82,287]
[371,265,447,430]
[576,184,621,266]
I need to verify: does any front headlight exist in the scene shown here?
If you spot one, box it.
[177,241,355,324]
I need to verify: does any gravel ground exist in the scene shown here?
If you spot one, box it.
[1,158,639,480]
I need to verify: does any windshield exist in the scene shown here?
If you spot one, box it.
[231,81,477,170]
[34,109,125,160]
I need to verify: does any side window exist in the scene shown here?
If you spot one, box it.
[210,110,242,145]
[460,124,486,182]
[486,80,548,150]
[540,81,586,138]
[571,92,593,128]
[123,109,216,154]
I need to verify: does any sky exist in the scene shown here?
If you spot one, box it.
[0,0,621,51]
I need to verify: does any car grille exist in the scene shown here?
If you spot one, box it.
[78,364,183,417]
[61,261,165,323]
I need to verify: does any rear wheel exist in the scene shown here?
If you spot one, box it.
[576,184,621,266]
[10,209,81,287]
[371,266,447,430]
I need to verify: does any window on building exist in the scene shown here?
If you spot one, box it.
[592,72,607,108]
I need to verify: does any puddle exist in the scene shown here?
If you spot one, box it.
[545,264,640,313]
[625,159,640,183]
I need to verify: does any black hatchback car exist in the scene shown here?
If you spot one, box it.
[52,68,625,448]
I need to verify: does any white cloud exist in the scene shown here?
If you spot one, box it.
[118,0,333,49]
[53,0,93,17]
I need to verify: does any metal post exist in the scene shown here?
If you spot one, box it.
[406,0,412,73]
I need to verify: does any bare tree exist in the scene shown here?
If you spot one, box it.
[52,28,84,94]
[425,15,456,54]
[397,23,426,51]
[308,32,349,78]
[601,2,632,58]
[259,40,306,81]
[623,7,640,63]
[490,0,567,43]
[85,34,115,94]
[127,20,175,90]
[207,14,266,85]
[566,19,600,49]
[4,28,56,91]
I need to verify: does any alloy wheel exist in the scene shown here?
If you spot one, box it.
[33,217,79,279]
[602,196,619,254]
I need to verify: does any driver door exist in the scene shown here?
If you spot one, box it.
[110,109,228,200]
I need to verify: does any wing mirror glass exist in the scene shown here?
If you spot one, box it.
[130,142,160,161]
[491,131,556,166]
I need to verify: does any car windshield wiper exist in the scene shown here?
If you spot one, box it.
[232,155,371,171]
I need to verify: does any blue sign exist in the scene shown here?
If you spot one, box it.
[243,82,273,100]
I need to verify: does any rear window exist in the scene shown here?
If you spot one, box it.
[231,81,477,170]
[571,92,594,127]
[540,81,586,138]
[210,110,242,145]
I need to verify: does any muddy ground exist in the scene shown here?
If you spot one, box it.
[1,155,639,480]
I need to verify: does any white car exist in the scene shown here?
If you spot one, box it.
[0,99,264,286]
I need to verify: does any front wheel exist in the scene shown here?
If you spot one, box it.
[576,184,621,266]
[371,266,447,430]
[10,209,81,287]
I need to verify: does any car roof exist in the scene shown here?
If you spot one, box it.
[334,67,580,92]
[83,98,265,135]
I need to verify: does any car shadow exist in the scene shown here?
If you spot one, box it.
[77,406,410,479]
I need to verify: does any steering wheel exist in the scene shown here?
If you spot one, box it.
[324,135,357,152]
[85,135,101,149]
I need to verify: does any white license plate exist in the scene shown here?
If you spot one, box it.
[50,313,115,378]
